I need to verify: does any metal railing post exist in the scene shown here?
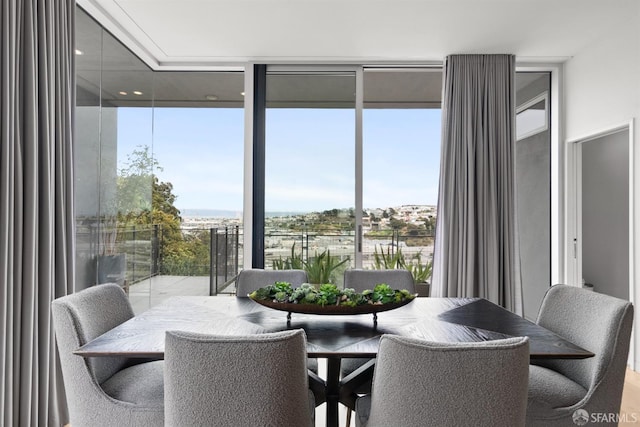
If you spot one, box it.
[234,225,239,277]
[132,226,136,283]
[223,227,229,283]
[209,228,216,296]
[152,224,159,275]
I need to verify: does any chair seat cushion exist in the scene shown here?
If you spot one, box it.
[101,360,164,407]
[528,365,587,412]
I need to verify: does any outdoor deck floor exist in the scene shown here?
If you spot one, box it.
[128,275,234,314]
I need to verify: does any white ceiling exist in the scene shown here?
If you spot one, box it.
[78,0,637,70]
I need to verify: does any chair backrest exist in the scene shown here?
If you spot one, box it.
[52,283,134,383]
[364,335,529,427]
[164,329,313,427]
[51,284,136,421]
[343,268,415,293]
[534,285,634,394]
[235,268,308,297]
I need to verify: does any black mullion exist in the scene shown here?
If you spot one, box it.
[252,64,267,268]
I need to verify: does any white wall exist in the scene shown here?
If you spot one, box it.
[564,6,640,370]
[582,131,629,301]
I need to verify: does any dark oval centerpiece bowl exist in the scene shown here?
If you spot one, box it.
[247,282,417,320]
[250,296,415,315]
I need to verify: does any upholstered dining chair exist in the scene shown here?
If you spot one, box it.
[343,268,415,295]
[355,335,530,427]
[341,268,416,425]
[526,284,634,426]
[51,283,164,427]
[235,267,319,376]
[164,329,315,427]
[235,268,308,297]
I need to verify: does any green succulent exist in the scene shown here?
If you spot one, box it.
[248,282,416,307]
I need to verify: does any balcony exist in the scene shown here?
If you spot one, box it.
[76,223,434,313]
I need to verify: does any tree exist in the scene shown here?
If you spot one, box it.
[115,145,196,276]
[117,145,159,215]
[389,217,406,229]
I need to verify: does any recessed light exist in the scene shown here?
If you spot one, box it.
[240,92,245,96]
[205,95,218,101]
[75,49,83,55]
[133,91,143,96]
[119,91,128,96]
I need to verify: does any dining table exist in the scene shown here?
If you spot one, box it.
[75,295,594,427]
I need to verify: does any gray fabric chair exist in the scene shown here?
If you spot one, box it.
[235,268,308,297]
[355,335,530,427]
[343,268,416,294]
[235,268,318,374]
[526,285,634,427]
[341,269,416,382]
[164,329,315,427]
[51,283,164,427]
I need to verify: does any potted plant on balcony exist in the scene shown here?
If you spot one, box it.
[372,245,432,296]
[272,242,304,270]
[303,249,350,285]
[272,244,350,286]
[97,219,127,289]
[406,251,432,297]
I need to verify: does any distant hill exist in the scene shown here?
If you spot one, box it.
[181,208,307,218]
[181,206,436,219]
[181,209,242,218]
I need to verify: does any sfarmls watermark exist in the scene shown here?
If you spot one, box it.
[573,409,638,425]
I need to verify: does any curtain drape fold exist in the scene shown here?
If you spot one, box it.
[1,1,75,425]
[431,54,522,314]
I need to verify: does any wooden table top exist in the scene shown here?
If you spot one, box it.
[75,296,594,360]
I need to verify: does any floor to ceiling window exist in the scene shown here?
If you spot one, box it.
[75,8,244,313]
[260,67,442,287]
[362,69,441,285]
[76,6,552,309]
[264,69,356,285]
[75,9,154,305]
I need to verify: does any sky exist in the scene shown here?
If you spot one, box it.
[117,107,441,213]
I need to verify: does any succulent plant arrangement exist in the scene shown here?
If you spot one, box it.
[248,282,416,307]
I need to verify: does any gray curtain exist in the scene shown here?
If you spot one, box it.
[431,54,522,314]
[1,1,75,425]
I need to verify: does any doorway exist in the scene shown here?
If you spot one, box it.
[575,127,631,300]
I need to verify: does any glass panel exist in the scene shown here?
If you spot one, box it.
[362,69,441,290]
[515,72,551,320]
[75,7,244,312]
[75,9,102,291]
[265,72,355,286]
[74,8,154,307]
[150,71,245,303]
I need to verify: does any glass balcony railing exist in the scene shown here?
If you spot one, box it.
[76,223,434,297]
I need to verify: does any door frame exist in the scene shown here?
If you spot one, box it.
[566,119,635,369]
